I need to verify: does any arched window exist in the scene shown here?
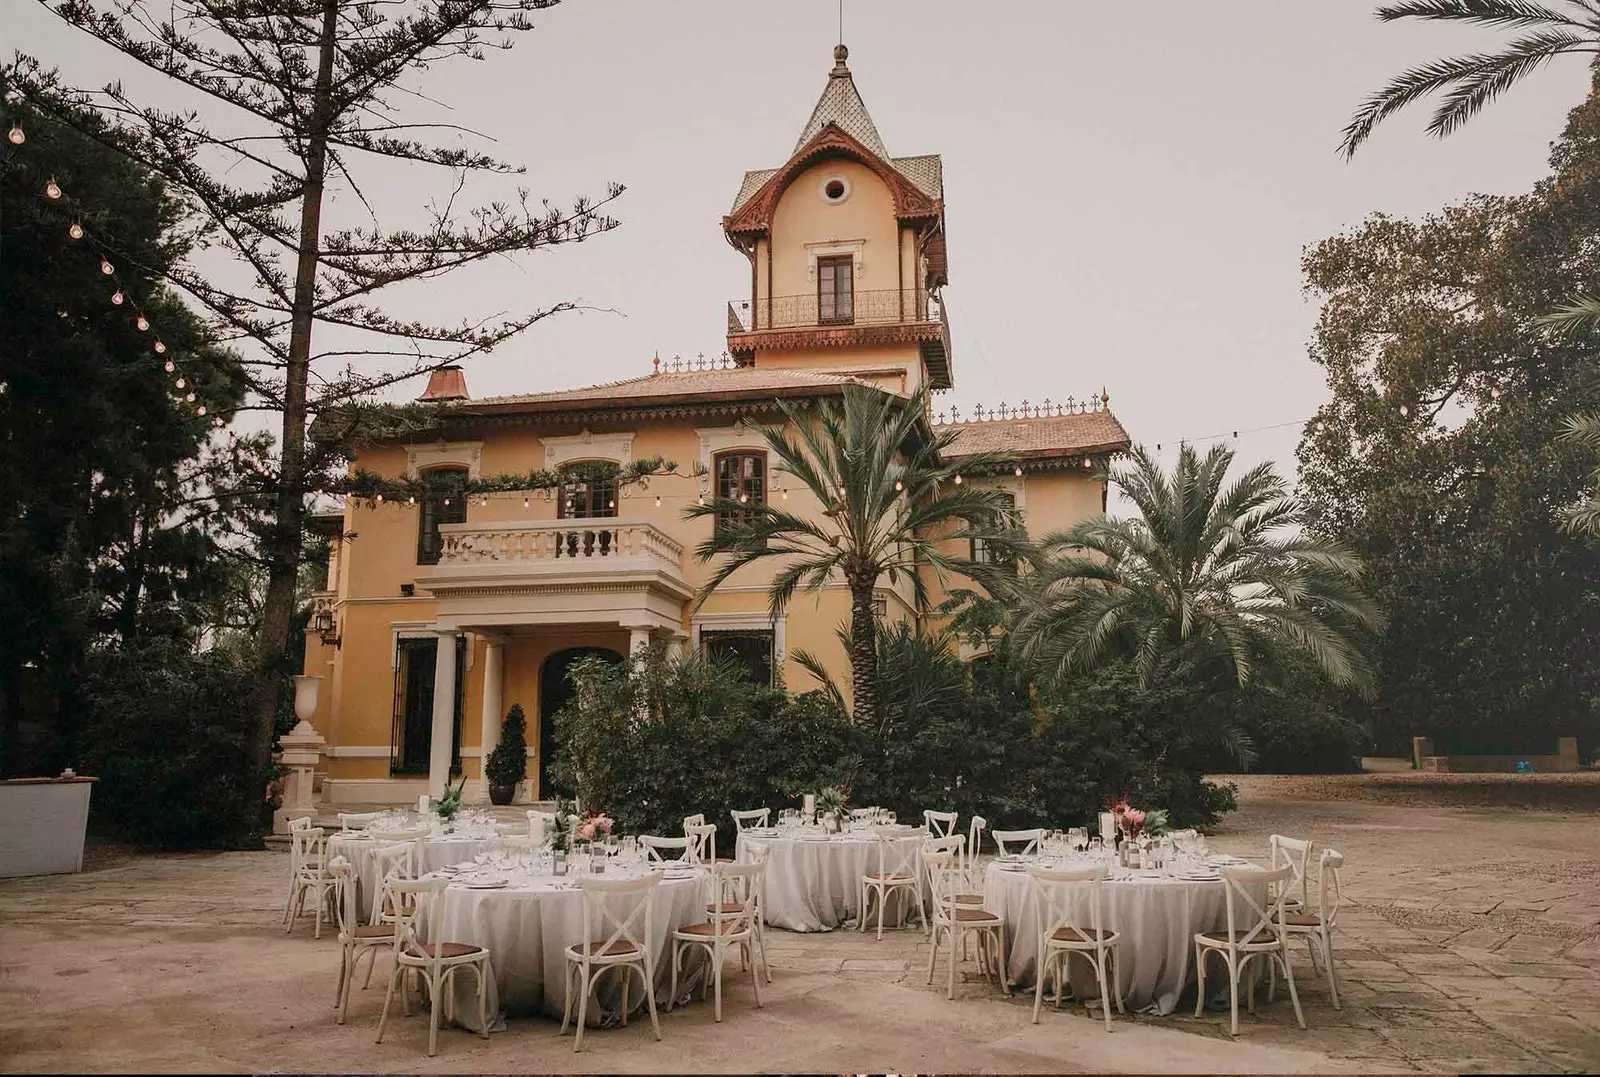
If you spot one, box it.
[416,466,468,565]
[556,462,618,520]
[714,450,766,534]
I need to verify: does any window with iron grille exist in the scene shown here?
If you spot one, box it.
[701,629,775,687]
[714,451,765,534]
[416,467,468,565]
[971,492,1017,566]
[817,254,854,325]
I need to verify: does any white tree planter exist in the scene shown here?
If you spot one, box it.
[0,777,96,878]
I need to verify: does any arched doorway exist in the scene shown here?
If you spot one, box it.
[538,646,624,800]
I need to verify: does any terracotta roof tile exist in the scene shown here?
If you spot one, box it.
[942,411,1131,460]
[459,366,877,414]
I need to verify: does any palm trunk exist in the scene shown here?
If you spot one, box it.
[247,0,338,841]
[848,579,878,727]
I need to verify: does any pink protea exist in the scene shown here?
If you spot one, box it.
[576,819,596,842]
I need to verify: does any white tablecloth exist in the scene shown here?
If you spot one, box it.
[984,859,1267,1015]
[329,834,496,920]
[736,828,924,932]
[425,868,706,1031]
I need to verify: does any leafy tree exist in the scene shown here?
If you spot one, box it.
[0,72,256,776]
[9,1,624,822]
[1007,443,1382,699]
[1300,82,1600,754]
[1339,0,1600,159]
[686,383,1010,727]
[1536,297,1600,536]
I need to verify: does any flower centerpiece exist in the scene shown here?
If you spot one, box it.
[549,797,581,874]
[575,811,615,872]
[1107,795,1171,866]
[815,785,848,833]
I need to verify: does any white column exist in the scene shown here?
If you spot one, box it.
[628,627,652,656]
[473,635,505,803]
[428,630,458,798]
[665,633,687,660]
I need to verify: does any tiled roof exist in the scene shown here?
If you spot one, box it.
[459,366,877,414]
[727,50,943,214]
[942,411,1131,460]
[795,52,888,158]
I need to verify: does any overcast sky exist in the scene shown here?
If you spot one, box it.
[11,0,1592,482]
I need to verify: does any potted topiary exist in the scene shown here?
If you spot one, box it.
[485,703,529,806]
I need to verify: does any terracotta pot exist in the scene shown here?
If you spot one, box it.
[488,782,516,806]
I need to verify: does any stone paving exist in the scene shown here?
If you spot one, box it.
[1,775,1597,1073]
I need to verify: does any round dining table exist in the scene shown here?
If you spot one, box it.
[735,825,925,933]
[328,832,497,920]
[422,863,707,1031]
[983,856,1268,1015]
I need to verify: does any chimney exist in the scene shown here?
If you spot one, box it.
[419,365,469,402]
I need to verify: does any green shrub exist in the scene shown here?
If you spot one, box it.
[78,639,270,849]
[485,703,530,786]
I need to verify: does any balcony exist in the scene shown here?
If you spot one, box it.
[421,520,693,634]
[726,288,952,389]
[727,288,933,332]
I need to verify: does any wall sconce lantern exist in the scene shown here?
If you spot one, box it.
[313,607,341,648]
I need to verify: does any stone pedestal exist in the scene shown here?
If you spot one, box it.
[272,720,326,834]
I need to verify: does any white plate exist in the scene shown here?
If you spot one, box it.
[662,871,695,881]
[997,863,1027,872]
[464,878,508,889]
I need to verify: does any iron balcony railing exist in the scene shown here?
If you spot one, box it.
[727,288,936,333]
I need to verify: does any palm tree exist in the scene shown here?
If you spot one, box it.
[1537,298,1600,536]
[1339,0,1600,159]
[1009,443,1383,695]
[685,383,1012,727]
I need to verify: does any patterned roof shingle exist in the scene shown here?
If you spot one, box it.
[942,411,1131,460]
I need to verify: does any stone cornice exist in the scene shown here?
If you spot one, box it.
[727,320,943,357]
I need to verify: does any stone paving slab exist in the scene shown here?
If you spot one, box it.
[2,778,1598,1073]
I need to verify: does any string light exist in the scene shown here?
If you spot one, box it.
[153,340,166,354]
[44,178,61,200]
[654,495,662,507]
[954,474,963,485]
[194,405,205,416]
[407,496,415,505]
[1399,404,1410,418]
[782,488,789,500]
[99,257,114,275]
[184,392,195,402]
[523,496,530,509]
[1082,457,1093,470]
[135,314,149,331]
[212,417,224,429]
[163,360,175,373]
[68,221,83,240]
[7,123,24,146]
[894,479,902,491]
[375,492,383,504]
[443,498,451,506]
[1013,466,1023,477]
[174,378,185,389]
[111,290,124,306]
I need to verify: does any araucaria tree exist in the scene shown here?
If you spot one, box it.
[1009,444,1382,695]
[10,1,622,826]
[686,384,1011,727]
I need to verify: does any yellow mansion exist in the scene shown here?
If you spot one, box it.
[301,47,1129,805]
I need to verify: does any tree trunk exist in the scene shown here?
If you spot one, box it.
[848,579,878,727]
[247,0,338,840]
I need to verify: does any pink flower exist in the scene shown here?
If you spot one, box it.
[1125,808,1146,830]
[576,820,596,842]
[595,814,614,833]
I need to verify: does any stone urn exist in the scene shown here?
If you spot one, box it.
[488,781,517,806]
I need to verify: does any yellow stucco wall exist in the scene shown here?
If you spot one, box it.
[768,158,900,301]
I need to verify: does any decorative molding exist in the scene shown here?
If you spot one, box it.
[324,746,391,758]
[696,422,770,475]
[723,123,939,237]
[805,239,864,282]
[540,428,634,470]
[405,440,483,478]
[727,320,941,356]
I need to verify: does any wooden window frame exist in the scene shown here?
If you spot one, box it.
[817,254,855,325]
[556,462,618,521]
[416,466,468,565]
[714,450,766,535]
[971,491,1018,567]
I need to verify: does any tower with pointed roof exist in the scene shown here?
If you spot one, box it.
[723,45,951,394]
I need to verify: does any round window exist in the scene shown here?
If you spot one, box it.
[818,176,851,204]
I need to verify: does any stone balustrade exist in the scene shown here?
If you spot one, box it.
[436,519,684,573]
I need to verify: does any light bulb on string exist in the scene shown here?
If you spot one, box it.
[7,124,24,146]
[45,178,61,200]
[111,290,125,306]
[375,493,383,504]
[1083,457,1093,470]
[195,405,205,416]
[443,497,451,506]
[68,221,84,240]
[100,257,114,276]
[654,495,662,508]
[135,314,149,331]
[212,417,224,429]
[954,474,963,485]
[782,488,788,500]
[185,392,195,402]
[153,340,166,354]
[175,378,185,389]
[894,479,902,492]
[407,496,415,505]
[1014,466,1023,477]
[523,496,530,509]
[1399,404,1410,418]
[164,360,175,374]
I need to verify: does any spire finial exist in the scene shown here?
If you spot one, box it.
[832,43,849,76]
